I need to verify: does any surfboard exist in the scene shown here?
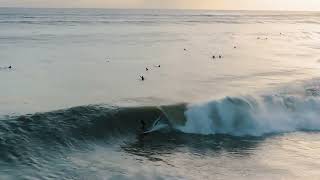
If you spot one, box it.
[141,116,167,134]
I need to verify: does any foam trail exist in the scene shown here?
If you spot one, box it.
[144,116,168,133]
[178,95,320,136]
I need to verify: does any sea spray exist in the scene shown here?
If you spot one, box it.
[179,95,320,136]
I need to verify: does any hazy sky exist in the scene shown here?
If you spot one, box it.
[1,0,320,11]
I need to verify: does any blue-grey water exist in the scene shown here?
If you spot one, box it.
[0,8,320,179]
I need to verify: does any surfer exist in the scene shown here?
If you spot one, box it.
[8,66,12,69]
[140,120,146,132]
[140,75,145,81]
[138,120,148,140]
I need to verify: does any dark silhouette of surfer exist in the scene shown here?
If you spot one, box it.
[140,120,146,132]
[140,75,145,81]
[138,120,147,141]
[8,66,12,69]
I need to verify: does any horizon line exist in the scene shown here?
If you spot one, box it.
[0,6,319,13]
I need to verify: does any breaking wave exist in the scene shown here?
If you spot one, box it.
[0,94,319,143]
[181,95,320,136]
[1,92,320,162]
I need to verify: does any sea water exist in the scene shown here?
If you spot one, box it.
[0,8,320,179]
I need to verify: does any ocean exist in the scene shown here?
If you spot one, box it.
[0,8,320,179]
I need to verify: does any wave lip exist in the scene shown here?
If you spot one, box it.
[179,95,320,136]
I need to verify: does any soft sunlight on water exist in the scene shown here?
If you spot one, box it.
[0,8,320,180]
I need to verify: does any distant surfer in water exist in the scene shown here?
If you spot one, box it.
[140,75,145,81]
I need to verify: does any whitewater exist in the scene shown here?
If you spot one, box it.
[1,8,320,180]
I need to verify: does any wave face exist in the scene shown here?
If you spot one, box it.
[0,105,165,162]
[1,95,320,148]
[0,105,164,141]
[1,94,320,162]
[180,95,320,136]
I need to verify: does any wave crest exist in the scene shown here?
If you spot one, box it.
[179,95,320,136]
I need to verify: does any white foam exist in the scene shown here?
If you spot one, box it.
[178,95,320,136]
